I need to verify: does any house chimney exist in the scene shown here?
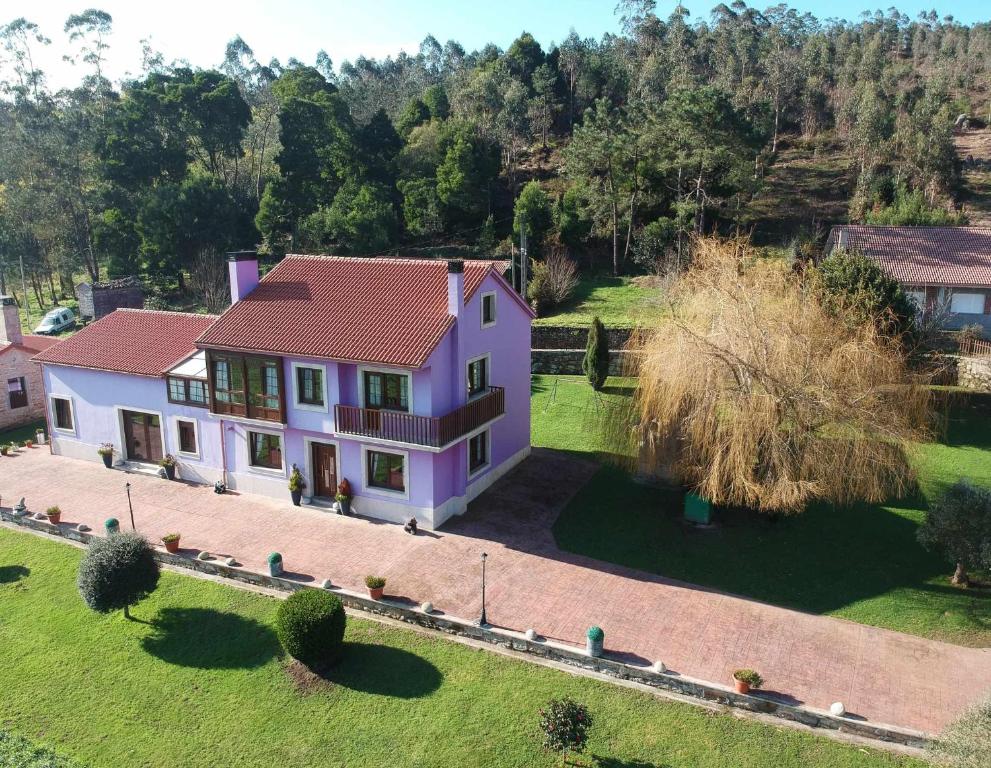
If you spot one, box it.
[1,295,23,346]
[447,259,464,317]
[227,250,259,304]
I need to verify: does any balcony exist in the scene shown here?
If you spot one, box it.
[334,387,504,449]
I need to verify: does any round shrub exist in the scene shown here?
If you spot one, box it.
[275,589,346,668]
[77,532,160,617]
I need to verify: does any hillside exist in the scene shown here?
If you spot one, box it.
[956,127,991,226]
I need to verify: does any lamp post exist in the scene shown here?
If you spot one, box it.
[478,551,488,627]
[125,482,135,531]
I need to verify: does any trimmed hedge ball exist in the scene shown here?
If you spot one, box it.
[275,589,347,667]
[77,532,160,615]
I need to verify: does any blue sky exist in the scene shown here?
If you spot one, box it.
[14,1,990,91]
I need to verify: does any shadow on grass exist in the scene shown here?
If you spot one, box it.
[142,607,280,669]
[0,564,30,583]
[317,642,442,698]
[594,757,669,768]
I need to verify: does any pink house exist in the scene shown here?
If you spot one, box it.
[34,255,534,529]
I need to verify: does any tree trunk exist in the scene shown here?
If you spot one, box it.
[123,604,131,620]
[611,200,619,276]
[772,97,780,154]
[952,562,970,587]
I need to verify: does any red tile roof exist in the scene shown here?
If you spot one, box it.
[0,334,58,358]
[197,256,511,368]
[825,226,991,288]
[33,309,218,377]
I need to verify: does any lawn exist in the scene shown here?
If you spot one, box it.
[0,529,920,768]
[533,273,665,328]
[0,418,46,447]
[534,376,991,646]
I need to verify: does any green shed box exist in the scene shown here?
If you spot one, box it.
[684,492,711,524]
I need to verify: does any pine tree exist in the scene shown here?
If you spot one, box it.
[582,316,609,391]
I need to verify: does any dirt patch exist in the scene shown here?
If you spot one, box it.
[285,658,336,695]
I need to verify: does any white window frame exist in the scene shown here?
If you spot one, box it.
[361,444,410,500]
[481,290,497,329]
[49,394,76,434]
[291,361,329,413]
[467,427,491,480]
[950,291,985,315]
[466,352,491,400]
[245,427,286,476]
[171,416,201,460]
[357,364,414,413]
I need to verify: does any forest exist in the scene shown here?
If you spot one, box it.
[0,2,988,316]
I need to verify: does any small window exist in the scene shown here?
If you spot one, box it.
[363,371,409,411]
[481,291,496,327]
[249,431,283,470]
[950,292,985,314]
[52,397,73,431]
[469,430,489,475]
[188,379,208,405]
[7,377,27,409]
[168,376,209,407]
[366,449,405,493]
[168,377,186,402]
[467,356,488,398]
[296,366,325,407]
[177,420,197,455]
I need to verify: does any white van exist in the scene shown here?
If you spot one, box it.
[34,307,76,335]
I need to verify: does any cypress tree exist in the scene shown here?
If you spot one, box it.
[583,316,609,391]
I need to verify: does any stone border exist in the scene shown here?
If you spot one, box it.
[0,509,929,750]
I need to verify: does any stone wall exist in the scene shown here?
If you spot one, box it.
[531,349,634,376]
[532,325,633,350]
[958,355,991,391]
[0,346,47,431]
[0,507,930,750]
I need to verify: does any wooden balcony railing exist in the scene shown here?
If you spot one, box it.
[334,386,504,448]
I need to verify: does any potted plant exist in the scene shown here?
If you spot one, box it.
[45,506,62,524]
[161,532,181,553]
[365,575,386,600]
[0,444,8,456]
[336,478,353,516]
[288,464,306,506]
[267,552,284,577]
[733,669,763,695]
[159,454,177,480]
[23,439,33,449]
[97,443,114,468]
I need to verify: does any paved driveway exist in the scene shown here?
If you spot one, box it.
[2,446,989,734]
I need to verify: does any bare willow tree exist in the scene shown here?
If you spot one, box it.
[188,248,231,314]
[625,236,932,514]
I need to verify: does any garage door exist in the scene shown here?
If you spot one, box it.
[950,292,985,314]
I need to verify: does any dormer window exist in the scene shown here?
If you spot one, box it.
[481,291,496,328]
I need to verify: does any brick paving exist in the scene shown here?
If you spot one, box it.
[2,446,989,734]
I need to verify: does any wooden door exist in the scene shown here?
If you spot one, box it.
[312,443,338,498]
[123,411,163,463]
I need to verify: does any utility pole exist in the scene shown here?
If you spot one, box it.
[519,217,528,298]
[19,250,28,326]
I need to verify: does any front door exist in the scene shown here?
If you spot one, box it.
[312,442,338,499]
[122,410,163,463]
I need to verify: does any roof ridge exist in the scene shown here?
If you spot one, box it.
[113,308,220,319]
[283,254,498,266]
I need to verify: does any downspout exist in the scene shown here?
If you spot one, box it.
[40,363,54,455]
[219,418,228,487]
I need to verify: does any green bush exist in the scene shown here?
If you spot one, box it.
[275,589,347,668]
[77,533,160,618]
[582,316,610,391]
[928,695,991,768]
[537,697,593,759]
[0,729,87,767]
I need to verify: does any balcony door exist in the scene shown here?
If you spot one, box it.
[122,410,163,464]
[361,370,409,431]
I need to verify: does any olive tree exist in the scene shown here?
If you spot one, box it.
[917,480,991,587]
[77,533,160,619]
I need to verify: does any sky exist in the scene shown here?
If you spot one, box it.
[8,0,990,92]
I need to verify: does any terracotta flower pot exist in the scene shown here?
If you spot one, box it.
[46,512,61,525]
[734,679,750,694]
[368,586,384,600]
[163,539,180,554]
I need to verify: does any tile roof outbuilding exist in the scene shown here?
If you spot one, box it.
[825,226,991,288]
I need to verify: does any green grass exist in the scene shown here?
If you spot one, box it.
[0,418,46,446]
[0,529,920,768]
[534,376,991,646]
[534,273,665,328]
